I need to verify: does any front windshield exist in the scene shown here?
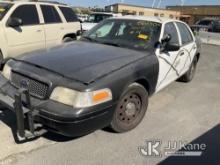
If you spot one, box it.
[0,3,13,20]
[86,14,112,23]
[83,19,161,51]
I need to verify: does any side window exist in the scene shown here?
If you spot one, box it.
[117,23,127,36]
[10,5,39,26]
[163,22,179,44]
[59,7,78,22]
[198,20,212,26]
[41,5,62,24]
[176,22,193,45]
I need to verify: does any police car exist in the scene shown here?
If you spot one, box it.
[0,16,201,141]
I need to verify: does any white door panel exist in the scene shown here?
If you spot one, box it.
[56,6,81,35]
[155,49,182,92]
[175,22,197,76]
[61,22,80,35]
[5,4,45,57]
[180,42,197,75]
[5,25,45,57]
[44,24,63,47]
[156,22,197,92]
[40,5,64,48]
[155,22,181,92]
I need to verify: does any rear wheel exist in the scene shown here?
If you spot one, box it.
[178,56,198,82]
[0,51,3,69]
[110,83,148,133]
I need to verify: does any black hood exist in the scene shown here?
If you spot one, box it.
[16,41,149,84]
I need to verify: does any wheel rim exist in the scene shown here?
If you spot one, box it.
[116,93,142,125]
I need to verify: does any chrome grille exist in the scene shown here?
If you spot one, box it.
[11,71,49,99]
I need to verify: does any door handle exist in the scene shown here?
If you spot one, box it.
[180,52,185,56]
[36,30,42,32]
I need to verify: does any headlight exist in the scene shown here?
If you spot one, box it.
[50,87,112,108]
[2,63,12,80]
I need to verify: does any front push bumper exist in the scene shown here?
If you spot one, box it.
[0,78,116,142]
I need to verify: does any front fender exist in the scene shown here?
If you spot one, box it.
[87,54,159,101]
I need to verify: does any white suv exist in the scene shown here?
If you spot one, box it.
[0,1,81,63]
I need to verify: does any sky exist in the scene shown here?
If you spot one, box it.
[58,0,220,8]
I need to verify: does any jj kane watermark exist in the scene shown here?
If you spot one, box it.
[139,140,206,158]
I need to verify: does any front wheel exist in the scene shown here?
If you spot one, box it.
[110,83,148,133]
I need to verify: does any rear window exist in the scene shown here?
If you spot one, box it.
[59,6,78,22]
[0,2,13,20]
[41,5,62,24]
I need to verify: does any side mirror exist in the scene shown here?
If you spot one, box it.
[77,18,82,23]
[161,34,171,44]
[161,34,180,52]
[7,17,23,27]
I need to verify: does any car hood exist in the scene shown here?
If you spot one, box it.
[16,41,148,84]
[82,22,97,31]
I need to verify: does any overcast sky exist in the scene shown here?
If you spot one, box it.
[58,0,220,8]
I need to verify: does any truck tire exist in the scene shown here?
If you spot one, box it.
[63,37,75,43]
[110,83,148,133]
[0,51,3,69]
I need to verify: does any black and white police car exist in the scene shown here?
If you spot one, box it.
[0,16,201,141]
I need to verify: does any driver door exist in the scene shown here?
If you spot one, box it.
[155,22,181,92]
[5,4,45,57]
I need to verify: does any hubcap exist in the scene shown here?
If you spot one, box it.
[125,102,136,116]
[116,93,142,124]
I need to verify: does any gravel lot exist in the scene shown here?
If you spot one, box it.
[0,44,220,165]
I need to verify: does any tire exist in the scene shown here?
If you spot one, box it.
[0,51,4,70]
[178,56,198,82]
[110,83,148,133]
[63,37,75,43]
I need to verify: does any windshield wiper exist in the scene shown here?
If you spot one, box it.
[102,42,121,47]
[82,36,98,42]
[82,37,122,47]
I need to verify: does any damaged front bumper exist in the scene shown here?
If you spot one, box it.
[0,75,115,142]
